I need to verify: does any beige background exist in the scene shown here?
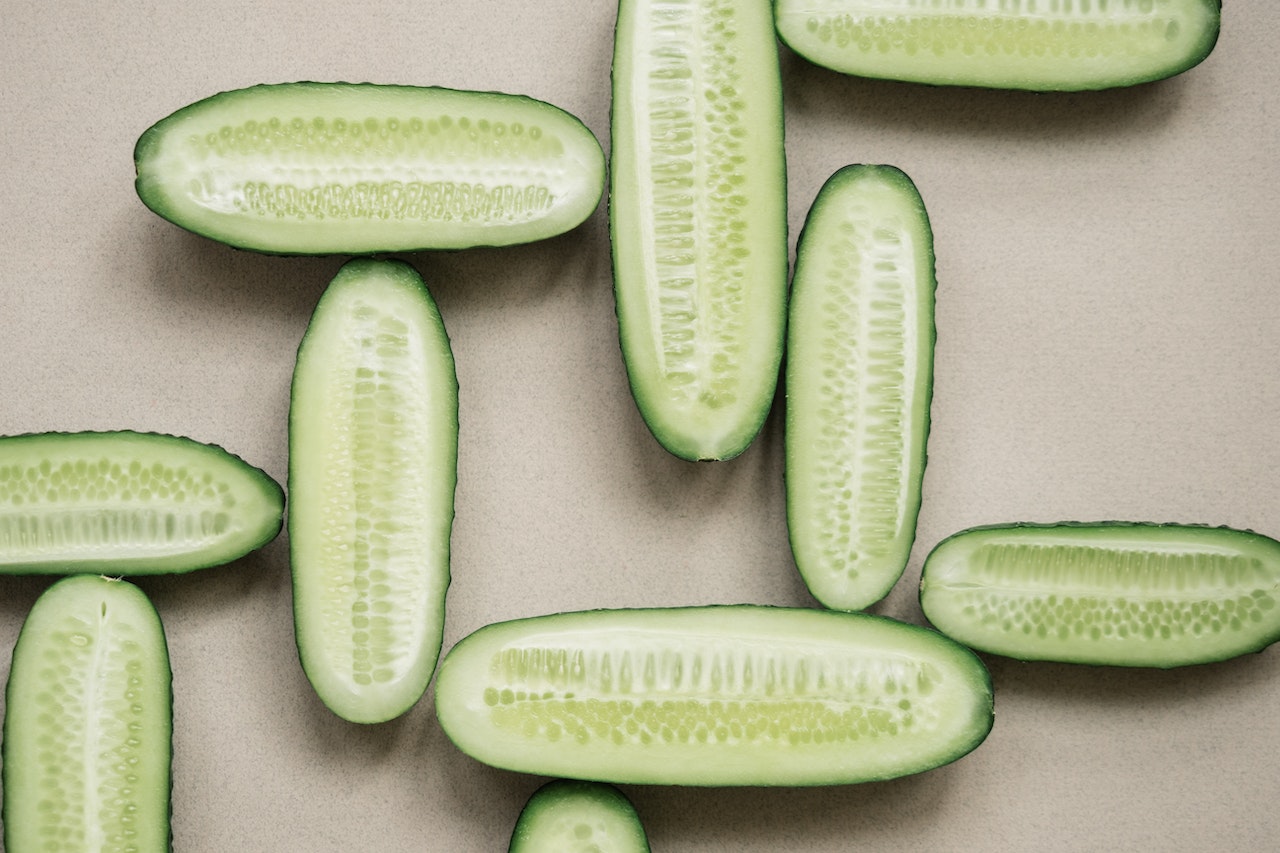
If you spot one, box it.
[2,1,1277,850]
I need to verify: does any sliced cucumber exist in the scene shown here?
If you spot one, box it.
[774,0,1222,91]
[289,258,457,723]
[0,430,283,575]
[3,575,172,853]
[919,522,1280,667]
[509,780,651,853]
[435,606,993,786]
[135,82,606,255]
[610,0,789,461]
[785,165,935,612]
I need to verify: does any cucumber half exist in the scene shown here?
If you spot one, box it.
[509,780,651,853]
[289,259,458,723]
[0,430,283,575]
[135,82,606,254]
[774,0,1222,91]
[610,0,789,461]
[435,606,993,786]
[920,522,1280,667]
[3,575,172,853]
[785,165,935,612]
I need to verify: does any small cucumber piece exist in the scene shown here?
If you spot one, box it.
[774,0,1221,91]
[435,606,993,786]
[3,575,172,853]
[0,431,283,575]
[509,780,651,853]
[610,0,789,461]
[919,522,1280,667]
[135,82,606,255]
[785,165,935,612]
[289,259,458,723]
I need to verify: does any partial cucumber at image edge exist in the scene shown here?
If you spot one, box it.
[4,575,172,853]
[436,606,993,786]
[919,522,1280,667]
[135,82,607,254]
[509,780,651,853]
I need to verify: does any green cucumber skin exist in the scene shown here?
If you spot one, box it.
[509,780,651,853]
[0,430,284,575]
[919,521,1280,667]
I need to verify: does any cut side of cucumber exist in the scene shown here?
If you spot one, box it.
[0,430,284,575]
[610,0,789,461]
[3,575,172,853]
[435,606,993,786]
[774,0,1222,91]
[135,82,606,255]
[785,165,935,612]
[289,259,458,724]
[509,780,651,853]
[920,522,1280,667]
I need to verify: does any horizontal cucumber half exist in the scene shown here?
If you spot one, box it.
[919,522,1280,667]
[509,780,651,853]
[3,575,172,853]
[610,0,789,460]
[435,606,993,786]
[0,431,283,575]
[774,0,1221,91]
[135,82,606,254]
[289,259,458,723]
[786,165,935,612]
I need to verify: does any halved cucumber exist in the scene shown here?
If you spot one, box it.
[919,522,1280,667]
[509,780,651,853]
[774,0,1222,91]
[289,258,457,723]
[785,165,935,612]
[435,606,993,786]
[135,82,606,254]
[610,0,789,461]
[3,575,172,853]
[0,430,283,575]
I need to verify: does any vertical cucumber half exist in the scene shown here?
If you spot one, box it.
[773,0,1222,91]
[0,430,283,575]
[3,575,172,853]
[509,780,651,853]
[785,165,935,612]
[610,0,789,461]
[289,259,458,723]
[435,606,993,786]
[920,522,1280,667]
[135,82,606,254]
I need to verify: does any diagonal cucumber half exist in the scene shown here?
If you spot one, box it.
[509,780,651,853]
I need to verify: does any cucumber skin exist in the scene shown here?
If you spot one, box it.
[509,780,651,853]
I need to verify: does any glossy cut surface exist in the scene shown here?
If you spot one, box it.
[509,780,651,853]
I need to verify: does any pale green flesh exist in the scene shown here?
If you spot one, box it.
[289,259,458,723]
[4,576,171,853]
[611,0,789,461]
[0,431,283,574]
[774,0,1221,90]
[509,780,650,853]
[920,523,1280,667]
[436,607,993,786]
[786,165,935,612]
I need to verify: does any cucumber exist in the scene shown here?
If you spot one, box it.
[509,780,651,853]
[0,430,283,575]
[435,606,993,786]
[289,258,457,723]
[3,575,172,853]
[610,0,789,461]
[134,82,606,255]
[773,0,1222,91]
[919,522,1280,667]
[785,165,935,612]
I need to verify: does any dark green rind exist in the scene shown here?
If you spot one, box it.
[509,780,651,853]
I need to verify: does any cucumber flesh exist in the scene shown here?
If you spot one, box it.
[0,430,283,575]
[3,575,172,853]
[920,522,1280,667]
[289,259,458,724]
[610,0,789,461]
[509,780,651,853]
[435,606,993,786]
[135,82,606,254]
[785,165,935,612]
[774,0,1222,91]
